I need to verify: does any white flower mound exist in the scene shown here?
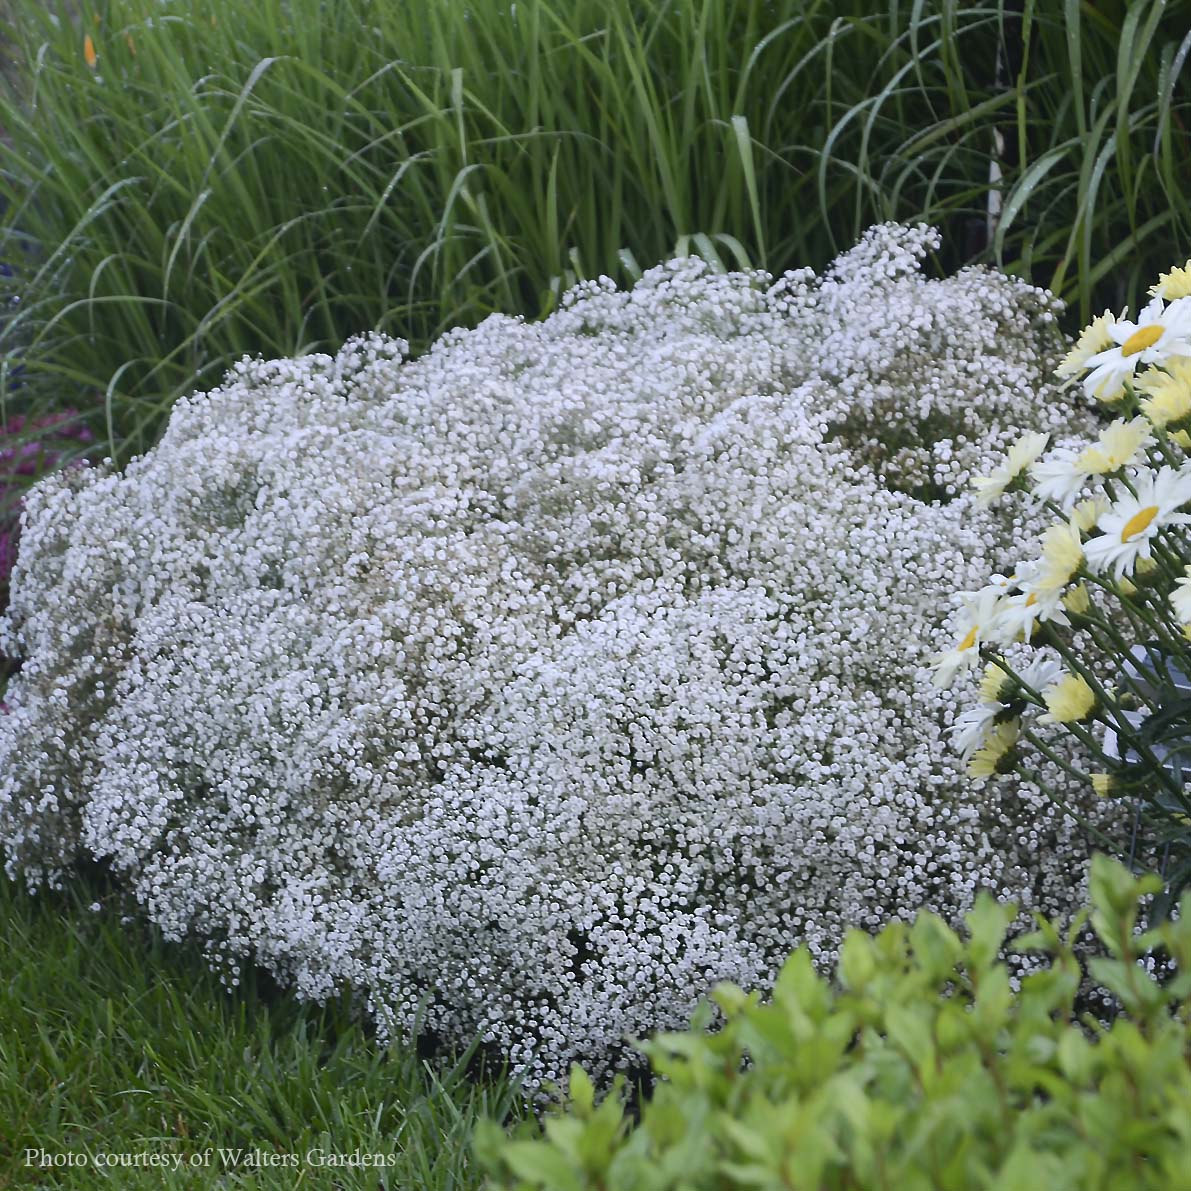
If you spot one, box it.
[0,225,1098,1088]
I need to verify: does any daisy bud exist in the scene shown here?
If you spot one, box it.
[968,719,1020,778]
[1039,674,1097,724]
[977,663,1013,705]
[1062,583,1092,615]
[1070,496,1110,535]
[1149,262,1191,301]
[1091,773,1118,798]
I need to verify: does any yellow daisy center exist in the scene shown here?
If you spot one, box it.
[1121,325,1164,357]
[1122,505,1159,541]
[957,625,978,651]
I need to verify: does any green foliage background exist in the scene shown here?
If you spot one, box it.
[1,0,1189,462]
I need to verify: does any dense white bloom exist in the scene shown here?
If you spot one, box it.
[0,225,1099,1092]
[1081,297,1191,402]
[1084,466,1191,580]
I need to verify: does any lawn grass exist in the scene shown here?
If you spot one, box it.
[0,869,525,1190]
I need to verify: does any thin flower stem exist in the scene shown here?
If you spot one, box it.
[1018,634,1190,811]
[1016,756,1122,853]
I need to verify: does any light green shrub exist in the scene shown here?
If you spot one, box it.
[476,854,1191,1190]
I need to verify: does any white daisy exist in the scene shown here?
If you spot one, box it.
[1171,565,1191,623]
[951,701,1003,762]
[1029,419,1155,510]
[1069,495,1111,534]
[1030,446,1091,510]
[968,718,1020,778]
[1017,650,1066,697]
[1038,521,1083,589]
[995,562,1071,644]
[1082,297,1191,403]
[1054,309,1115,381]
[1083,465,1191,580]
[971,431,1050,506]
[931,582,1010,689]
[976,649,1064,706]
[1076,417,1155,475]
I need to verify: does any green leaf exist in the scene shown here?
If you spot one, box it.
[500,1139,586,1191]
[965,893,1018,971]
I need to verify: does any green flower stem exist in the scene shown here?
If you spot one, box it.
[1084,571,1183,654]
[1115,471,1141,500]
[1039,497,1073,523]
[1020,633,1191,812]
[1148,534,1191,593]
[1016,756,1122,853]
[1078,605,1177,702]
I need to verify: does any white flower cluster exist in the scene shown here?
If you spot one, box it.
[0,225,1100,1090]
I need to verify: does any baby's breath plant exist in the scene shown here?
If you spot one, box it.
[940,260,1191,912]
[1,226,1101,1091]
